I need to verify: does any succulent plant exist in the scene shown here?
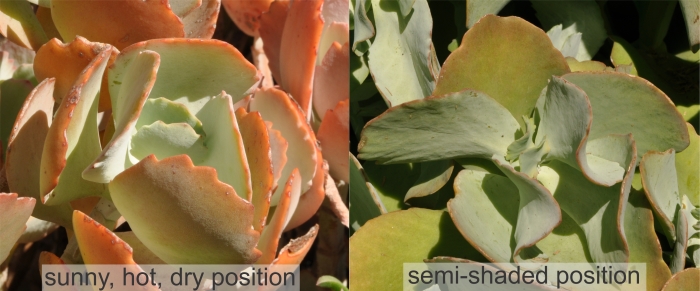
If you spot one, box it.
[349,1,698,290]
[0,0,348,288]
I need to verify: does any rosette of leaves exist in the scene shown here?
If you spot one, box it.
[1,34,327,273]
[350,12,699,290]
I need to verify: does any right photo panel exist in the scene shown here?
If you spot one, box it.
[349,0,700,290]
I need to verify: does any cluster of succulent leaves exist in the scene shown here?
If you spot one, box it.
[0,0,350,286]
[349,0,699,290]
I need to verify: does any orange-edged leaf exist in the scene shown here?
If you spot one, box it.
[662,268,700,291]
[313,42,349,119]
[279,0,324,117]
[273,224,318,265]
[38,252,77,291]
[73,210,159,291]
[236,108,274,232]
[39,251,65,267]
[222,0,273,36]
[258,0,289,84]
[285,147,324,231]
[83,50,160,183]
[73,210,136,264]
[180,0,220,39]
[0,193,35,261]
[324,168,349,227]
[51,0,184,50]
[317,99,349,184]
[40,45,112,205]
[5,79,73,227]
[261,225,318,291]
[109,154,262,264]
[257,169,301,265]
[250,87,318,206]
[267,122,288,191]
[35,37,119,110]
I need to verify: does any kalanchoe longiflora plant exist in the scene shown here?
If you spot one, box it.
[1,1,349,287]
[1,35,326,267]
[350,12,699,290]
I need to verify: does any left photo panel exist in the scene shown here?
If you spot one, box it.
[0,0,349,290]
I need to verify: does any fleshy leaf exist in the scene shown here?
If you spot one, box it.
[285,145,325,231]
[349,153,385,234]
[135,98,204,134]
[676,123,699,207]
[492,156,561,262]
[258,0,288,84]
[532,76,626,186]
[108,38,261,115]
[317,100,350,184]
[0,78,33,152]
[5,79,72,227]
[350,208,485,289]
[679,0,700,52]
[351,0,374,53]
[221,0,273,36]
[0,193,35,261]
[661,268,700,291]
[40,46,113,205]
[109,155,261,264]
[640,149,681,241]
[367,0,434,106]
[18,216,59,243]
[257,169,301,265]
[465,0,509,28]
[73,211,160,291]
[51,0,184,50]
[539,134,635,265]
[434,14,570,128]
[236,108,273,232]
[278,0,323,116]
[129,121,207,162]
[271,224,318,265]
[624,190,673,290]
[404,160,453,202]
[532,0,606,60]
[358,89,520,164]
[314,42,349,119]
[563,72,689,162]
[196,93,253,201]
[82,50,160,183]
[34,37,115,108]
[449,167,519,262]
[250,88,318,205]
[179,0,220,39]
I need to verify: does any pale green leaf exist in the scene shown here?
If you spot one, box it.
[358,90,520,164]
[563,72,689,162]
[404,160,453,202]
[679,0,700,53]
[349,153,385,234]
[367,0,434,106]
[465,0,509,28]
